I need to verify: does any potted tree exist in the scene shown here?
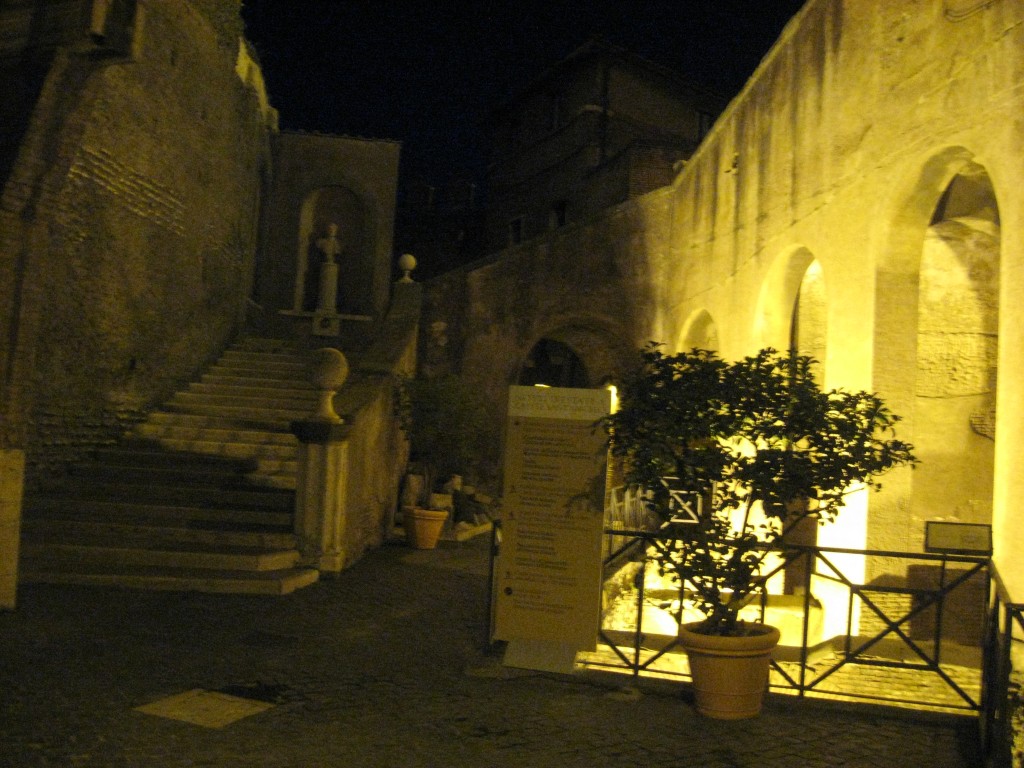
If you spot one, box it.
[603,345,916,718]
[398,374,493,548]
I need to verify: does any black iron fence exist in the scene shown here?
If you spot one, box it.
[981,569,1024,767]
[489,519,1022,764]
[590,527,991,713]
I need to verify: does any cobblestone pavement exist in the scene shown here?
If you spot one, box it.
[0,537,984,768]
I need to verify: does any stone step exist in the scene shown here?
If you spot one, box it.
[186,381,318,400]
[41,477,294,509]
[143,410,294,432]
[61,459,280,490]
[22,518,298,550]
[218,346,309,361]
[96,439,296,466]
[132,422,297,446]
[17,561,319,595]
[21,539,301,572]
[85,444,260,473]
[209,358,308,376]
[159,402,309,424]
[169,390,319,413]
[24,498,293,529]
[198,372,317,390]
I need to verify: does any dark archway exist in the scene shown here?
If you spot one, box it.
[518,338,588,388]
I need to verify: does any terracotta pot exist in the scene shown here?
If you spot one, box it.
[678,621,781,719]
[405,508,449,549]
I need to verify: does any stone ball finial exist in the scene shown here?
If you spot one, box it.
[309,347,349,422]
[397,253,417,283]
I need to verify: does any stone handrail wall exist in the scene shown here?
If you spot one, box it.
[293,282,420,570]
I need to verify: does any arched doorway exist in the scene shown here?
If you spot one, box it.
[516,323,629,390]
[518,338,589,388]
[790,259,827,379]
[871,150,1000,554]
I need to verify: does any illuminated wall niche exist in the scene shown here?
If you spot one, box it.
[294,185,368,314]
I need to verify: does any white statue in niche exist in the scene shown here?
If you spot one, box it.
[315,223,341,314]
[311,223,343,337]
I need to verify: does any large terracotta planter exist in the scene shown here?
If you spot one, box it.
[678,621,781,719]
[404,508,449,549]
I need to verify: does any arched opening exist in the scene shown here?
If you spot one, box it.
[518,338,589,388]
[516,323,631,391]
[767,257,832,596]
[914,163,999,528]
[790,259,827,379]
[677,309,719,353]
[754,246,816,351]
[865,150,1000,648]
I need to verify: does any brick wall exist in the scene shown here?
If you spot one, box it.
[0,0,272,479]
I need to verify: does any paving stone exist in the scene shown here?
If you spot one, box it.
[0,536,984,768]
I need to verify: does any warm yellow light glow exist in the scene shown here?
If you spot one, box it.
[606,383,618,413]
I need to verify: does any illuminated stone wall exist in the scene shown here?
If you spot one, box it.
[436,0,1024,598]
[653,0,1021,580]
[0,0,274,479]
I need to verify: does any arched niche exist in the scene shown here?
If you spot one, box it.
[791,260,827,381]
[518,338,589,388]
[753,246,818,353]
[753,250,830,594]
[914,162,999,528]
[293,185,370,315]
[676,309,720,353]
[870,148,1000,555]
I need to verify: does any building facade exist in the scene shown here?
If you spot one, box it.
[483,38,727,252]
[426,0,1024,606]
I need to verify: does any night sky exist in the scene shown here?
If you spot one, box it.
[240,1,806,186]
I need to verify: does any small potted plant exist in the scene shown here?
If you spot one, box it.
[603,345,916,718]
[397,374,493,548]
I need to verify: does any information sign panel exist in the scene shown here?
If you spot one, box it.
[493,386,611,650]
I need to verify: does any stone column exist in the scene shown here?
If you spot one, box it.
[291,348,350,573]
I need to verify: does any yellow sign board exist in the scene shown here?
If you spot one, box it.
[493,386,610,649]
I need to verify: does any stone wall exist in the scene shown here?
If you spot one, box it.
[423,191,674,476]
[0,0,273,481]
[432,0,1024,605]
[335,282,419,563]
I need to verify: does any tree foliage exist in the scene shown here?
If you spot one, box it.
[603,345,917,635]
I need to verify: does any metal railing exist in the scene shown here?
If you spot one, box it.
[589,527,991,713]
[488,517,1023,764]
[980,568,1024,767]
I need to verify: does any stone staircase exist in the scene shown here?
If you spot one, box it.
[19,337,324,595]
